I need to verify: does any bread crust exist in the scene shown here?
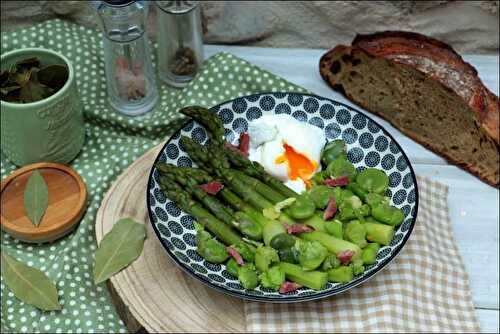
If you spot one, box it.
[352,31,499,145]
[319,45,499,187]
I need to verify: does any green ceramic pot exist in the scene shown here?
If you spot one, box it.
[1,48,85,166]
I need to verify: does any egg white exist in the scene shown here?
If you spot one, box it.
[247,114,326,193]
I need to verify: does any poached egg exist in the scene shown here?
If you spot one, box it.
[248,114,326,193]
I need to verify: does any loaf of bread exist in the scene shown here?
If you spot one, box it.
[319,31,499,187]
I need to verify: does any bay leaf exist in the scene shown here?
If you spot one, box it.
[23,170,49,227]
[37,64,68,91]
[0,252,61,311]
[15,57,40,70]
[19,81,52,103]
[94,218,146,284]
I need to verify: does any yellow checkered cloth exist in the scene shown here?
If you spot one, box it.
[245,176,480,333]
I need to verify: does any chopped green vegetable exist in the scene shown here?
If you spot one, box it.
[322,253,341,271]
[332,187,355,206]
[233,211,263,241]
[371,204,405,226]
[365,193,390,207]
[262,207,280,220]
[288,193,316,220]
[311,171,329,186]
[226,258,240,277]
[356,168,389,194]
[196,225,229,263]
[238,263,259,289]
[262,220,286,246]
[337,200,370,221]
[344,220,367,248]
[321,140,347,166]
[351,259,365,275]
[361,243,380,265]
[258,266,285,290]
[270,233,296,250]
[278,247,300,264]
[346,182,368,201]
[279,262,328,290]
[364,222,394,246]
[296,240,328,271]
[326,155,357,181]
[300,231,362,260]
[233,242,255,262]
[308,185,336,209]
[327,266,353,283]
[325,219,343,239]
[255,246,279,272]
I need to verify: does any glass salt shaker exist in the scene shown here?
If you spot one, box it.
[155,0,204,87]
[97,0,158,116]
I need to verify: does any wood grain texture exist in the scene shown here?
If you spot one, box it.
[95,143,246,333]
[0,162,87,243]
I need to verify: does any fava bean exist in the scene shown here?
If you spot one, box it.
[346,182,368,202]
[356,168,389,194]
[278,247,300,264]
[288,194,316,219]
[226,258,239,277]
[270,233,297,250]
[326,155,357,181]
[325,219,343,239]
[308,185,336,209]
[238,263,259,289]
[255,246,279,272]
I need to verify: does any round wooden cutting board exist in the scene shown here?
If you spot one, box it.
[1,162,87,243]
[95,144,246,333]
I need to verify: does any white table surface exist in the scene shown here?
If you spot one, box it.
[204,45,500,333]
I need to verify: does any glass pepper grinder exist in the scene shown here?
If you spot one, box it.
[96,0,158,116]
[155,0,204,87]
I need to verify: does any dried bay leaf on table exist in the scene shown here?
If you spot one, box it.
[23,170,49,227]
[0,252,61,311]
[94,218,147,284]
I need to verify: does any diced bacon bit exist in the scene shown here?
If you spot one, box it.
[226,246,244,265]
[324,176,350,187]
[323,197,337,220]
[284,223,315,234]
[279,281,303,294]
[225,142,245,155]
[337,250,355,265]
[238,132,250,156]
[199,181,224,195]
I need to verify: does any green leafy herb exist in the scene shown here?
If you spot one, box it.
[94,218,146,284]
[0,56,68,103]
[23,170,49,227]
[1,252,61,311]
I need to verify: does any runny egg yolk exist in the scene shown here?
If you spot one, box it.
[275,143,318,187]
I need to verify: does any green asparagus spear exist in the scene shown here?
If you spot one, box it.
[179,106,226,145]
[327,266,353,283]
[361,243,380,265]
[235,171,287,203]
[279,262,328,290]
[364,222,394,246]
[179,107,297,198]
[300,231,362,260]
[158,180,243,246]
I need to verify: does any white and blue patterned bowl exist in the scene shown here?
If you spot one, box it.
[147,93,419,302]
